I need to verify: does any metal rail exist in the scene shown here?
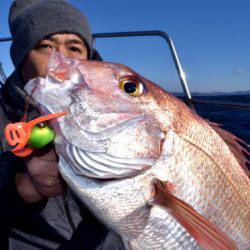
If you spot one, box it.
[0,31,193,106]
[0,37,11,42]
[1,31,249,110]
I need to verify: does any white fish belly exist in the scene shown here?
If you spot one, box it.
[59,154,201,249]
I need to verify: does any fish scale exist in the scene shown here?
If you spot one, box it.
[168,133,249,247]
[179,121,249,204]
[24,53,250,249]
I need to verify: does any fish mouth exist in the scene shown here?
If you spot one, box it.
[36,101,158,179]
[58,114,158,180]
[72,114,147,141]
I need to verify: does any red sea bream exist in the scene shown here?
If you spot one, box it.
[24,54,250,249]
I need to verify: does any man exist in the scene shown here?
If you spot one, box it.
[0,0,124,249]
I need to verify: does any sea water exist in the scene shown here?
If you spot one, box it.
[192,95,250,145]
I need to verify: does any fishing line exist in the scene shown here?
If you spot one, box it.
[21,96,30,122]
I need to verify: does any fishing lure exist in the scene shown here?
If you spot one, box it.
[5,112,67,157]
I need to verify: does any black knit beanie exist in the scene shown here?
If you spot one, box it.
[9,0,93,68]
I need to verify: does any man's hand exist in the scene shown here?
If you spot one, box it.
[16,145,66,203]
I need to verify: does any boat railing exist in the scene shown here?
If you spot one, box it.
[1,31,249,110]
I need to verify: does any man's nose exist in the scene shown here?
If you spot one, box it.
[56,46,67,57]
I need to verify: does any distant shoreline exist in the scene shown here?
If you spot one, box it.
[173,90,250,97]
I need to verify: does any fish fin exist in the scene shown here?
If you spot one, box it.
[152,179,238,250]
[208,121,249,177]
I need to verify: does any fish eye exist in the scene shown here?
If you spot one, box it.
[119,77,144,97]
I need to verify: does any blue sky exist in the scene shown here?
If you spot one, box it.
[0,0,250,93]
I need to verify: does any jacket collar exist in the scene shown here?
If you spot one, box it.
[1,70,38,122]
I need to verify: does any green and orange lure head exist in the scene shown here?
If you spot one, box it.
[27,123,55,149]
[4,112,67,157]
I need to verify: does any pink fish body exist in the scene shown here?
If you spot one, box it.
[24,53,250,249]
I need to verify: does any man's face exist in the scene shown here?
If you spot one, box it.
[21,33,88,83]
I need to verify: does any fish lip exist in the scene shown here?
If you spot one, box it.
[37,103,147,150]
[72,114,147,141]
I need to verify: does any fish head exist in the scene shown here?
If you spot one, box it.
[24,53,179,179]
